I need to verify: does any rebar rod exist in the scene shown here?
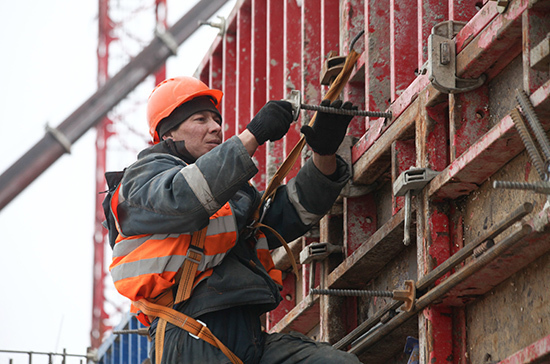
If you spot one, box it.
[300,103,392,119]
[510,107,546,180]
[493,180,550,194]
[516,89,550,161]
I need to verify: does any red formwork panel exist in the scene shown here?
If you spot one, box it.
[342,0,366,137]
[450,0,483,23]
[303,0,323,105]
[390,0,418,101]
[210,46,224,114]
[222,19,238,140]
[251,0,268,189]
[236,2,252,136]
[283,0,302,182]
[267,0,285,173]
[266,272,297,331]
[364,0,391,129]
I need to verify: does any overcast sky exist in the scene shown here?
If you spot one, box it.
[0,1,235,362]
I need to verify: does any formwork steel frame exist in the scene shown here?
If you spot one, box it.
[194,0,550,363]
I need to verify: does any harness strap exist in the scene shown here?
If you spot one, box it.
[133,299,243,364]
[155,318,167,364]
[139,226,242,364]
[175,227,207,304]
[256,222,299,278]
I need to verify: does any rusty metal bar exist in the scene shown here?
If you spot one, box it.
[334,202,532,350]
[416,201,533,290]
[510,107,547,180]
[347,223,532,356]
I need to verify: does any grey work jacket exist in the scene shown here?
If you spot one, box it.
[113,136,350,319]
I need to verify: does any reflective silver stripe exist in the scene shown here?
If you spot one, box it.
[112,234,153,258]
[179,164,221,215]
[256,236,269,250]
[111,249,230,282]
[286,179,324,225]
[113,214,236,258]
[207,214,237,236]
[111,255,185,282]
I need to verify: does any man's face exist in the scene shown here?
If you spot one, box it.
[163,110,222,159]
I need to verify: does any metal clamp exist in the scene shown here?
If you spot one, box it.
[393,167,439,245]
[199,15,226,37]
[155,26,179,55]
[45,123,72,153]
[422,21,486,94]
[320,52,347,86]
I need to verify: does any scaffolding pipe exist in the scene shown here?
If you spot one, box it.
[348,223,532,356]
[0,0,227,211]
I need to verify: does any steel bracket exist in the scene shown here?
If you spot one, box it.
[393,167,439,245]
[393,167,439,197]
[422,21,486,94]
[300,242,343,265]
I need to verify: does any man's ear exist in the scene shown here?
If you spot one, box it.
[162,134,173,141]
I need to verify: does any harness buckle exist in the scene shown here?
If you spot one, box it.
[185,245,204,265]
[189,320,207,340]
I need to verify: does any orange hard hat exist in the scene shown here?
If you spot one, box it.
[147,76,223,143]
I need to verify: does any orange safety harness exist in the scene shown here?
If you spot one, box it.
[134,226,243,364]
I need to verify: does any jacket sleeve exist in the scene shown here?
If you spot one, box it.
[115,136,258,236]
[260,155,350,249]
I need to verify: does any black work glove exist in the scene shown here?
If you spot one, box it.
[300,99,357,155]
[247,100,294,145]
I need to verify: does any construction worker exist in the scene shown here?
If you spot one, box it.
[105,76,361,364]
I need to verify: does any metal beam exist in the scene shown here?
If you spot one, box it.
[0,0,228,211]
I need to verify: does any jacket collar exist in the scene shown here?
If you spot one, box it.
[138,139,196,164]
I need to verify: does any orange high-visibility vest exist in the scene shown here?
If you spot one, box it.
[108,184,283,325]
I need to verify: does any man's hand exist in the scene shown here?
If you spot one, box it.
[247,101,294,145]
[301,99,356,155]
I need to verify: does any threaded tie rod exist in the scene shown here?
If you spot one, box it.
[310,280,416,312]
[285,90,392,120]
[300,103,392,119]
[310,288,394,297]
